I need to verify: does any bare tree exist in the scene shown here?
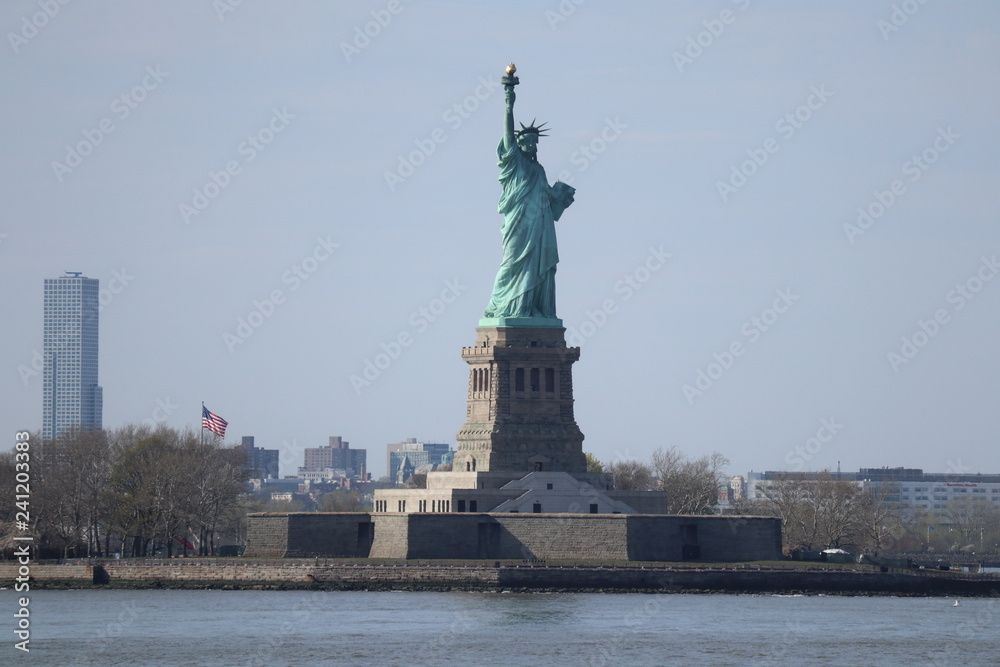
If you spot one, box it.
[103,425,248,557]
[260,498,306,512]
[607,459,654,491]
[0,451,22,555]
[943,497,1000,547]
[29,429,109,558]
[759,472,867,551]
[107,430,174,556]
[757,475,814,548]
[652,447,729,515]
[726,497,776,517]
[317,489,367,512]
[854,483,901,556]
[15,424,250,558]
[184,442,248,555]
[812,475,862,549]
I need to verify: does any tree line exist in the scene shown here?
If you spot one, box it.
[591,453,1000,556]
[589,446,730,516]
[0,425,249,558]
[8,429,996,559]
[733,472,1000,556]
[731,472,898,555]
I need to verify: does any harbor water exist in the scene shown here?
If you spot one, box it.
[6,589,998,666]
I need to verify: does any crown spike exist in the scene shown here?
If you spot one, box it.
[516,119,551,138]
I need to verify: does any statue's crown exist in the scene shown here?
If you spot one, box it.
[517,119,549,137]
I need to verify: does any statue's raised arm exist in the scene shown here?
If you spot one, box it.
[502,63,517,152]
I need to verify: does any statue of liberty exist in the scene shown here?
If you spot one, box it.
[483,64,575,322]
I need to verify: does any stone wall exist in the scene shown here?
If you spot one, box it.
[244,513,290,557]
[0,564,93,581]
[495,515,631,560]
[364,513,781,561]
[691,516,784,562]
[625,516,783,562]
[368,514,632,560]
[0,562,499,586]
[399,514,482,559]
[5,562,996,595]
[245,512,372,558]
[367,514,415,559]
[245,512,782,562]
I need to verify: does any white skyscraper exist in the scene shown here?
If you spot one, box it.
[42,272,102,440]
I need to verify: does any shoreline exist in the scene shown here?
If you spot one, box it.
[6,560,998,597]
[22,580,999,597]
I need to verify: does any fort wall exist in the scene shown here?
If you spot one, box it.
[245,512,372,558]
[248,512,783,562]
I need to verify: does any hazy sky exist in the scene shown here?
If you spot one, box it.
[3,1,999,480]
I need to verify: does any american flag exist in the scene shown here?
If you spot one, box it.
[202,406,228,438]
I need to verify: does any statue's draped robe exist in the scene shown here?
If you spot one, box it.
[484,139,561,318]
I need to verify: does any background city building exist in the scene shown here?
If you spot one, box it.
[42,272,102,440]
[239,436,280,480]
[743,468,1000,514]
[386,438,453,482]
[299,436,367,479]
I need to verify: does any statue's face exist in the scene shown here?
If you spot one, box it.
[518,133,538,155]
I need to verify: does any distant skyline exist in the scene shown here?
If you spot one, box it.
[2,2,999,480]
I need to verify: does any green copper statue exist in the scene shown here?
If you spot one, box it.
[483,64,575,323]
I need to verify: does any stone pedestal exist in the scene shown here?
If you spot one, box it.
[454,325,586,474]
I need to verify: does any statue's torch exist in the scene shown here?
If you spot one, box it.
[502,62,519,88]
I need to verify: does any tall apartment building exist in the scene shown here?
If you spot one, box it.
[239,436,280,479]
[43,272,102,440]
[301,436,367,479]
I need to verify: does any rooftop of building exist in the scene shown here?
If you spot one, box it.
[756,467,1000,484]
